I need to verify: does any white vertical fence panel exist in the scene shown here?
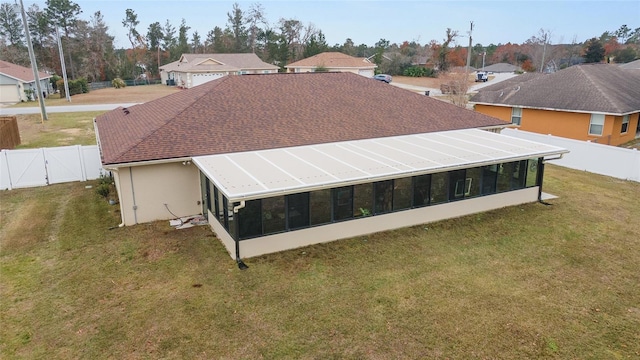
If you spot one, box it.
[1,151,13,190]
[82,146,106,180]
[2,148,48,188]
[502,129,640,182]
[44,145,85,184]
[0,145,105,190]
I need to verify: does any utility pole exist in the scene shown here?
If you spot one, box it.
[56,27,71,102]
[17,0,47,121]
[466,21,474,73]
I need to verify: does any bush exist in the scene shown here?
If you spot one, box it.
[95,183,110,198]
[112,78,126,88]
[403,66,436,78]
[57,78,89,98]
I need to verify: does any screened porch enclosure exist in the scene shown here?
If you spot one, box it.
[193,129,568,257]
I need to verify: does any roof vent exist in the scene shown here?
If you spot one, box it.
[123,108,130,115]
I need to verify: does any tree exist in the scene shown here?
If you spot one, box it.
[611,46,637,63]
[122,8,141,49]
[46,0,82,78]
[226,2,247,52]
[246,3,266,53]
[438,28,458,72]
[176,18,190,57]
[0,3,24,46]
[162,19,177,61]
[191,30,201,53]
[146,22,163,74]
[78,11,115,81]
[303,30,328,58]
[583,38,605,63]
[341,38,356,56]
[279,18,303,61]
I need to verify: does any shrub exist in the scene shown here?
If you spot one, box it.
[57,78,90,98]
[95,183,110,198]
[403,66,436,78]
[112,78,126,88]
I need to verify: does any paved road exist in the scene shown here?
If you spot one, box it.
[0,103,139,115]
[392,72,519,96]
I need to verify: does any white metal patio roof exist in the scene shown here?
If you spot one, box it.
[193,128,568,201]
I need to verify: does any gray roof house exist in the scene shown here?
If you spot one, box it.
[159,53,279,88]
[0,60,52,103]
[482,63,522,73]
[94,72,567,264]
[471,63,640,145]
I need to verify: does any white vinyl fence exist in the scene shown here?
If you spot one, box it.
[502,129,640,182]
[0,145,107,190]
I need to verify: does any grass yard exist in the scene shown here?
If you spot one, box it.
[1,165,639,359]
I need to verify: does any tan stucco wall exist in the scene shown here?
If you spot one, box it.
[114,162,202,225]
[211,187,539,259]
[474,105,639,146]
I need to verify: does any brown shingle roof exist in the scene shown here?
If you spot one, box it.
[470,64,640,114]
[285,52,376,69]
[0,60,51,82]
[95,72,507,165]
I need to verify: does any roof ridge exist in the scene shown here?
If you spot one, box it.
[110,78,230,163]
[578,65,623,111]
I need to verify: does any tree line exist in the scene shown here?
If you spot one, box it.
[1,0,638,83]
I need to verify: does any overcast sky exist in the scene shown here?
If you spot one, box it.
[29,0,640,48]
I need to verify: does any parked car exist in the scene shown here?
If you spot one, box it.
[373,74,392,83]
[475,72,488,82]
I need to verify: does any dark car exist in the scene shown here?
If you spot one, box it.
[373,74,392,83]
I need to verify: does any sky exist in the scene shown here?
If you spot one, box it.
[28,0,640,49]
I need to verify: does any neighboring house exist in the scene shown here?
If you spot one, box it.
[470,64,640,146]
[0,60,52,103]
[285,52,377,77]
[159,53,279,88]
[94,72,567,263]
[482,63,522,73]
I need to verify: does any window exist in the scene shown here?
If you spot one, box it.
[238,199,262,239]
[465,167,482,198]
[374,180,393,214]
[413,174,431,207]
[481,165,498,195]
[263,196,286,235]
[287,192,309,230]
[333,186,353,221]
[496,163,513,193]
[510,160,527,190]
[353,183,373,217]
[589,114,605,136]
[430,172,449,204]
[393,177,412,211]
[621,115,629,134]
[525,158,539,188]
[449,169,467,201]
[511,107,522,125]
[310,189,331,225]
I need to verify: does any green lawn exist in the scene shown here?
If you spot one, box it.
[1,165,639,359]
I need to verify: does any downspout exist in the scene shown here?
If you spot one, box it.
[130,167,138,224]
[232,200,248,270]
[107,168,126,228]
[538,154,565,205]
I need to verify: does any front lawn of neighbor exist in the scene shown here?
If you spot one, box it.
[1,165,639,359]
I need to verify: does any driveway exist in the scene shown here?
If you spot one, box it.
[392,72,519,96]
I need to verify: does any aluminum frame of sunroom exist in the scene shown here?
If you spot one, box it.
[193,128,568,203]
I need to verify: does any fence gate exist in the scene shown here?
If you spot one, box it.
[1,145,105,190]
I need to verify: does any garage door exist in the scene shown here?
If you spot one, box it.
[191,73,225,87]
[358,69,374,78]
[0,84,20,103]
